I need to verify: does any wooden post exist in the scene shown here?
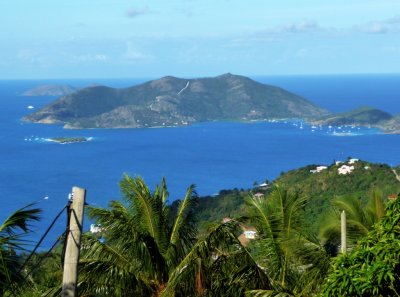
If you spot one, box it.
[341,210,347,254]
[62,187,86,297]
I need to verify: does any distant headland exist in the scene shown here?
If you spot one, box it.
[21,84,77,96]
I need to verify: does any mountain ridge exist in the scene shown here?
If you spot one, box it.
[21,84,77,96]
[23,73,328,129]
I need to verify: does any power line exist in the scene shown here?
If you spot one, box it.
[4,203,69,296]
[19,230,67,288]
[16,204,68,276]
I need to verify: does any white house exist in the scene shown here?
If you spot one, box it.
[310,166,328,173]
[90,224,103,234]
[254,192,265,200]
[243,230,257,239]
[349,158,359,164]
[338,165,355,175]
[238,226,258,246]
[335,161,343,166]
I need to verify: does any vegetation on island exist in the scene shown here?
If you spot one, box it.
[22,75,400,133]
[1,160,399,296]
[21,85,77,97]
[49,137,88,144]
[23,73,327,129]
[170,159,400,233]
[311,106,400,133]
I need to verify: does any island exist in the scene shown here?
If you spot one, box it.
[22,73,327,129]
[22,74,400,133]
[47,137,89,144]
[310,106,400,133]
[21,84,77,96]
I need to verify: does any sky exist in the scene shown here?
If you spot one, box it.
[1,0,400,79]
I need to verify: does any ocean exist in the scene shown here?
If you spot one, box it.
[1,74,399,248]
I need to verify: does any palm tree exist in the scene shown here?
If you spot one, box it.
[78,175,198,296]
[163,220,272,297]
[0,204,41,295]
[319,189,386,251]
[244,186,331,296]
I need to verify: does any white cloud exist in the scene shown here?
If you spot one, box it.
[357,15,400,34]
[279,20,321,34]
[125,7,149,18]
[73,54,109,62]
[122,42,151,61]
[95,54,108,61]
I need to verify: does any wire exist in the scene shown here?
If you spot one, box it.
[19,230,67,287]
[5,204,69,296]
[17,204,68,276]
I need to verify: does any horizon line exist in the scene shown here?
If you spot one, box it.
[1,71,400,81]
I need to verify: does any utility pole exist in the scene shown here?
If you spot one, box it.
[341,210,347,254]
[62,187,86,297]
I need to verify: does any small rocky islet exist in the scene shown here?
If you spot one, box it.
[48,137,89,144]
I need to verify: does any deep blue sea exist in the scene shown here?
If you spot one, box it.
[1,74,399,248]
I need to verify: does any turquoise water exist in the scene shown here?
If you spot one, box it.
[0,75,399,247]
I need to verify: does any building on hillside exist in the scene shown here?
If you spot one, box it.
[253,192,265,200]
[222,217,232,223]
[316,166,328,172]
[310,166,328,173]
[349,158,359,164]
[338,165,355,175]
[90,224,103,234]
[388,194,398,200]
[258,182,270,190]
[238,226,258,246]
[243,228,257,239]
[335,161,343,166]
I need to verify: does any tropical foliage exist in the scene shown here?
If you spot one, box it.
[2,161,399,296]
[163,220,272,297]
[245,186,331,296]
[319,189,386,253]
[275,160,400,226]
[322,195,400,296]
[78,175,198,296]
[0,204,41,295]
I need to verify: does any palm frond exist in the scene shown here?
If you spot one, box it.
[121,176,165,248]
[0,204,41,295]
[0,204,41,236]
[163,220,272,296]
[79,234,155,296]
[169,184,195,247]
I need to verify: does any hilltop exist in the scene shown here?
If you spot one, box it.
[178,159,400,231]
[21,84,77,96]
[23,73,327,129]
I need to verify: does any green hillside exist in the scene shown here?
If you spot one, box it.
[312,106,400,133]
[23,73,327,128]
[179,160,400,231]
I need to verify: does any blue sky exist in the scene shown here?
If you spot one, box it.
[1,0,400,78]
